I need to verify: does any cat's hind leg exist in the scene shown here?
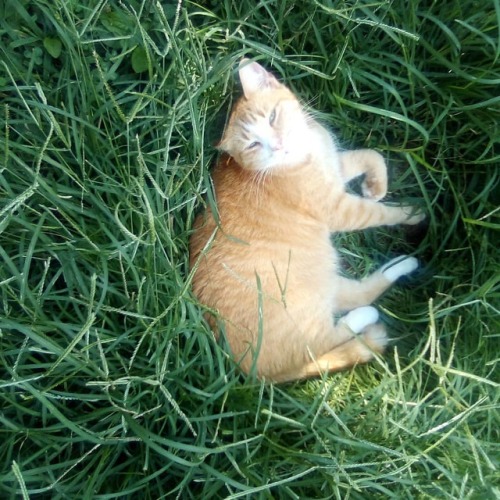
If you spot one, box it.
[276,321,387,382]
[273,306,387,382]
[335,256,419,311]
[297,322,388,379]
[282,257,419,380]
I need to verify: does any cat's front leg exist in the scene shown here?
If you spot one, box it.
[339,149,388,201]
[328,192,425,231]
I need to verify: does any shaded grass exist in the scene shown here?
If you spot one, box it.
[1,0,499,497]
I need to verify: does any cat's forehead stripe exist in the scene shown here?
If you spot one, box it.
[244,109,266,122]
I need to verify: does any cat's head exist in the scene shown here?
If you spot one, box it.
[218,59,314,172]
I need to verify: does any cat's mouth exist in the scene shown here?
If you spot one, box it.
[269,147,290,166]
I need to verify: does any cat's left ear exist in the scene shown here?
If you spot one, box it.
[238,59,281,98]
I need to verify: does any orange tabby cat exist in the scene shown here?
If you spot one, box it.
[190,59,425,382]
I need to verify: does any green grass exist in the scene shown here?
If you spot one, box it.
[1,0,499,497]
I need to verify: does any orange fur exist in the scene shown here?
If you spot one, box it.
[190,60,424,382]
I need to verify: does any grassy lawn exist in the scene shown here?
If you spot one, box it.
[1,0,498,497]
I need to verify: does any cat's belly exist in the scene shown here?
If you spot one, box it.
[212,234,338,308]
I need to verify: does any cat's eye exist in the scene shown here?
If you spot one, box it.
[269,108,277,126]
[248,141,260,150]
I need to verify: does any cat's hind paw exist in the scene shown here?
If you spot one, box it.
[361,323,388,354]
[381,256,419,282]
[341,306,379,334]
[352,323,388,363]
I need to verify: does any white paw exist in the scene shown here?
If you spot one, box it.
[341,306,379,334]
[381,256,419,282]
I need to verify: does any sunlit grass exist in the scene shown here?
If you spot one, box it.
[0,0,498,497]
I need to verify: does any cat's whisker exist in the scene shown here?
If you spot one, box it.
[252,167,271,203]
[302,96,320,111]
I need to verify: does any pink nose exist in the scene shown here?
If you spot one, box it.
[270,138,283,151]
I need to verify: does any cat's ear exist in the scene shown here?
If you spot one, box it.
[238,59,280,98]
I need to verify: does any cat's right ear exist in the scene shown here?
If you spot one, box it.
[238,59,280,98]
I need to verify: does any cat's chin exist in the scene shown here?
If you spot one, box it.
[266,147,313,171]
[257,155,312,173]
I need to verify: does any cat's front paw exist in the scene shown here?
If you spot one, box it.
[402,206,426,225]
[362,175,387,201]
[381,256,419,282]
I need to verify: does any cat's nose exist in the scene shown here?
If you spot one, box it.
[269,138,283,151]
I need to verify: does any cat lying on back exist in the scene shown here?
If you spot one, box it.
[190,59,425,382]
